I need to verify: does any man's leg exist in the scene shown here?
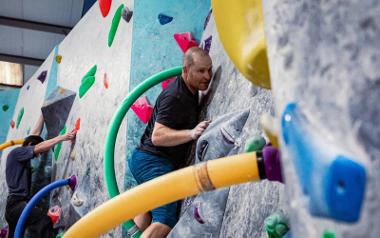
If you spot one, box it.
[141,222,171,238]
[134,212,152,231]
[25,206,56,238]
[5,199,27,238]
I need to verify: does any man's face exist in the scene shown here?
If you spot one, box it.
[186,55,213,91]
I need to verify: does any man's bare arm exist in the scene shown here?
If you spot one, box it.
[31,113,44,136]
[34,130,76,155]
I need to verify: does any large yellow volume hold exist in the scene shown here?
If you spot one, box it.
[212,0,271,89]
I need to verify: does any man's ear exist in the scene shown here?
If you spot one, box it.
[183,65,189,77]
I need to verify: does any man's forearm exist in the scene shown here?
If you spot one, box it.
[34,136,64,154]
[152,127,193,147]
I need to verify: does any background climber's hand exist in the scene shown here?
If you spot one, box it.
[190,120,211,140]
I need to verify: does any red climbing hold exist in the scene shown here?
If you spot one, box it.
[131,97,154,124]
[75,118,81,131]
[103,73,109,89]
[10,120,15,129]
[173,32,199,53]
[47,205,61,225]
[161,77,176,89]
[99,0,112,17]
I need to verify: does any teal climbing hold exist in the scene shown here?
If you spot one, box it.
[79,65,97,98]
[244,135,266,152]
[2,105,9,112]
[264,212,290,238]
[108,4,124,47]
[56,231,65,238]
[54,126,67,161]
[16,107,24,129]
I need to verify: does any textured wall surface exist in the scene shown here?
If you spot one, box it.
[0,88,19,144]
[0,1,133,237]
[264,0,380,237]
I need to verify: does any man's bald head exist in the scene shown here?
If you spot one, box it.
[183,47,211,68]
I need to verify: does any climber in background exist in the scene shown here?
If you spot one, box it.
[4,113,76,238]
[128,47,213,238]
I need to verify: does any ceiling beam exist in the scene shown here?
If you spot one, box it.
[0,16,72,35]
[0,53,44,66]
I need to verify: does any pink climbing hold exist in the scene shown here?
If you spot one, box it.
[103,73,109,89]
[47,205,61,225]
[99,0,112,17]
[131,97,154,124]
[161,77,176,89]
[10,120,15,129]
[173,32,199,53]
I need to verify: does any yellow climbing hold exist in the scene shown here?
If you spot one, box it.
[55,55,62,63]
[212,0,271,89]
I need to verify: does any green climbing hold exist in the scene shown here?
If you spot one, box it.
[79,65,97,98]
[2,104,9,112]
[16,107,24,129]
[108,4,124,47]
[54,126,67,161]
[56,231,65,238]
[244,135,266,152]
[322,230,336,238]
[264,212,289,238]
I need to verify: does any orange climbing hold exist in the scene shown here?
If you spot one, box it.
[99,0,112,17]
[173,32,199,53]
[161,77,176,89]
[103,73,109,89]
[131,97,154,124]
[75,118,81,131]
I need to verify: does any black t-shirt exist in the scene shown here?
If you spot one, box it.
[6,146,36,199]
[139,76,199,168]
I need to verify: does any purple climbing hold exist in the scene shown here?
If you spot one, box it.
[158,13,173,25]
[193,203,205,224]
[263,145,284,183]
[68,175,77,191]
[0,227,7,238]
[203,36,212,53]
[37,70,48,83]
[204,9,212,29]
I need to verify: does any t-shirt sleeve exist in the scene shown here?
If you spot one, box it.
[13,146,36,162]
[155,94,182,128]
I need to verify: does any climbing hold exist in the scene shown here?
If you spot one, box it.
[37,70,48,83]
[265,212,289,238]
[2,105,9,112]
[75,118,81,131]
[204,9,212,29]
[0,226,8,238]
[244,135,266,152]
[47,205,61,225]
[99,0,112,17]
[54,126,66,161]
[26,85,30,90]
[322,230,336,238]
[122,6,133,23]
[79,65,97,98]
[56,231,65,238]
[203,36,212,53]
[260,113,280,148]
[173,32,199,53]
[161,77,176,89]
[72,192,84,207]
[10,120,15,129]
[263,144,283,183]
[193,203,205,224]
[26,126,31,135]
[131,97,154,124]
[55,55,62,64]
[158,13,173,25]
[68,175,77,191]
[103,73,109,89]
[69,147,76,160]
[16,107,24,129]
[108,4,124,47]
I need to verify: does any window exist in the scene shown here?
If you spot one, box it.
[0,61,23,87]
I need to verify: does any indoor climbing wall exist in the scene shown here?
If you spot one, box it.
[0,88,19,146]
[263,0,379,237]
[0,0,133,237]
[125,0,210,187]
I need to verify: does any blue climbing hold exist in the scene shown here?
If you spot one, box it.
[158,13,173,25]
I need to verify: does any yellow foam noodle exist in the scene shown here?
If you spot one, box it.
[0,139,24,151]
[212,0,271,89]
[63,152,260,237]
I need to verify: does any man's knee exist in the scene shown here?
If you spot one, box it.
[134,212,152,231]
[142,222,171,238]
